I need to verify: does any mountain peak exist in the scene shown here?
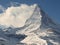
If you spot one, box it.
[0,4,60,45]
[17,4,60,34]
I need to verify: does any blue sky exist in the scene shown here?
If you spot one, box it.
[0,0,60,24]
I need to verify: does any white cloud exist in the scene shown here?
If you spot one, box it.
[0,4,37,27]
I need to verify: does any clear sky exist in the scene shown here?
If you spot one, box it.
[0,0,60,24]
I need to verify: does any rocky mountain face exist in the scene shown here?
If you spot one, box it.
[0,4,60,45]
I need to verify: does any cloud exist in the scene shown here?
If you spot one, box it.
[0,4,37,27]
[10,2,20,7]
[0,5,5,13]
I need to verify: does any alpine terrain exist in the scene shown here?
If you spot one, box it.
[0,4,60,45]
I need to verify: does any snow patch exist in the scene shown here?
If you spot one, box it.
[21,33,47,45]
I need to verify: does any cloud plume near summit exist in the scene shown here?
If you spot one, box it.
[0,4,37,27]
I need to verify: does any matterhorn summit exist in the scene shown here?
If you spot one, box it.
[0,4,60,45]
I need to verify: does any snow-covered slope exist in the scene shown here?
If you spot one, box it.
[16,4,60,45]
[0,4,60,45]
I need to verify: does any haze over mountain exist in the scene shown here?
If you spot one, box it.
[0,4,60,45]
